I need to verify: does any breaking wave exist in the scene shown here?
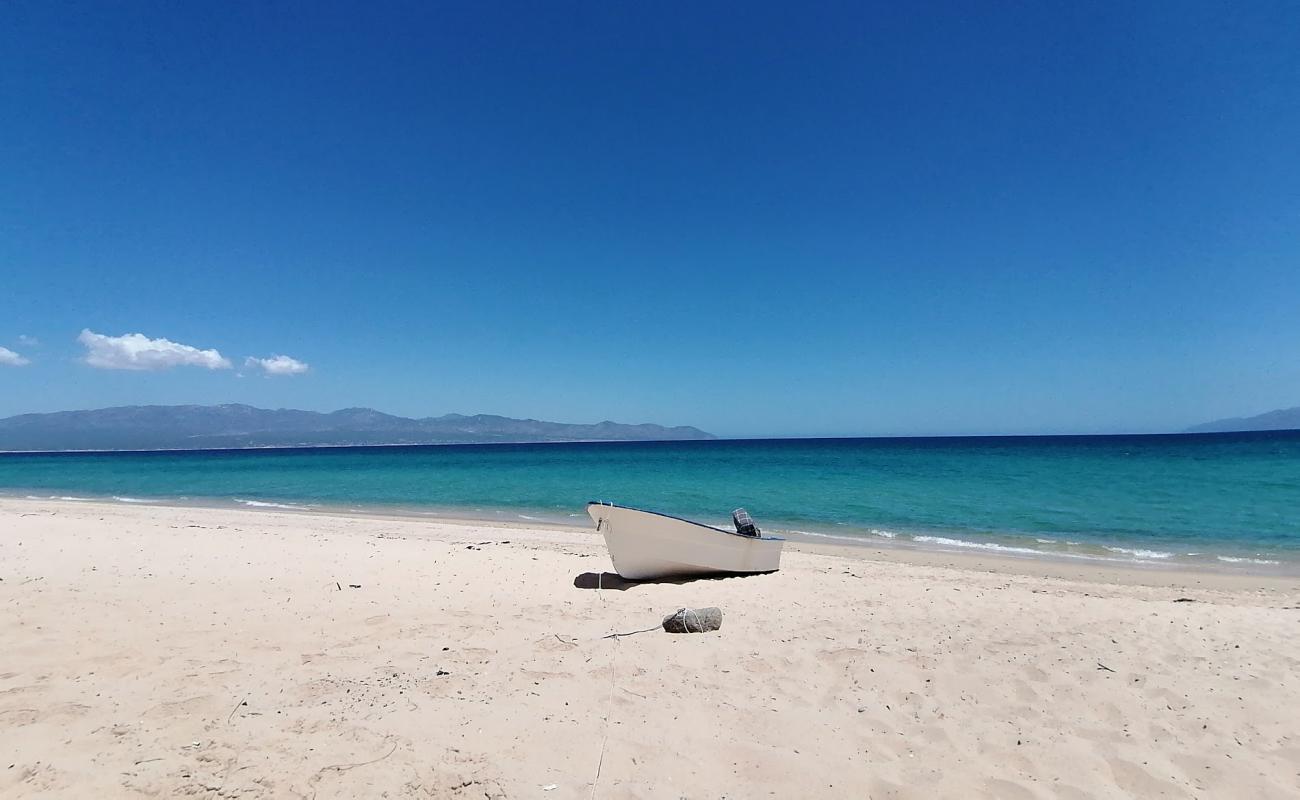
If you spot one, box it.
[911,535,1046,556]
[1216,555,1281,565]
[234,499,312,510]
[1103,546,1174,560]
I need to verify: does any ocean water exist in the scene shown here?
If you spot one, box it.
[2,432,1298,571]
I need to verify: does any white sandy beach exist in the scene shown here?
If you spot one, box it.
[2,497,1299,798]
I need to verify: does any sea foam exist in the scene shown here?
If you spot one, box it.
[1103,546,1174,560]
[1216,555,1281,566]
[235,499,310,510]
[785,527,899,543]
[912,535,1045,556]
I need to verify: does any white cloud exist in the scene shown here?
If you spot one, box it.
[0,346,30,367]
[17,334,39,347]
[78,329,232,371]
[245,354,309,376]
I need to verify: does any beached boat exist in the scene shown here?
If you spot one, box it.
[586,501,784,580]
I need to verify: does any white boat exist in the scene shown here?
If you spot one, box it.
[586,501,784,580]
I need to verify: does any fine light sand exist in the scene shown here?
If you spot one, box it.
[2,498,1299,799]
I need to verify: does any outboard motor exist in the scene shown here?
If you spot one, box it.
[732,508,760,537]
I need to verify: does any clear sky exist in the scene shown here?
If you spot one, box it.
[2,2,1298,437]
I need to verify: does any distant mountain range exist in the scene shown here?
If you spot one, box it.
[1186,406,1300,434]
[0,404,715,451]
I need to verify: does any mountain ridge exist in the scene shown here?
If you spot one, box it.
[0,404,715,451]
[1186,406,1300,434]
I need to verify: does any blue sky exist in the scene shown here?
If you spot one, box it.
[2,2,1298,437]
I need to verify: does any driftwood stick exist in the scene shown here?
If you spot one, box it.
[319,740,398,774]
[227,695,247,723]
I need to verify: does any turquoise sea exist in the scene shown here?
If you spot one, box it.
[2,432,1298,571]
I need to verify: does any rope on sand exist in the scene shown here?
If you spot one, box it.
[588,609,704,797]
[601,625,659,639]
[589,635,618,800]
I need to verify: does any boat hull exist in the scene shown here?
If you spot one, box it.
[587,502,784,580]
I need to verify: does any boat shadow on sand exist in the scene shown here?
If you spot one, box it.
[572,571,763,591]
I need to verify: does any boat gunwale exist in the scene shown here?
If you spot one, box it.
[586,500,786,542]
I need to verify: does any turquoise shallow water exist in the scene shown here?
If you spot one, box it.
[2,432,1298,570]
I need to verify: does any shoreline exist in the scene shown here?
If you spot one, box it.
[4,431,1296,576]
[6,474,1294,575]
[7,495,1299,591]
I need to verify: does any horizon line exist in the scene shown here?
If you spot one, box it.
[2,427,1297,457]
